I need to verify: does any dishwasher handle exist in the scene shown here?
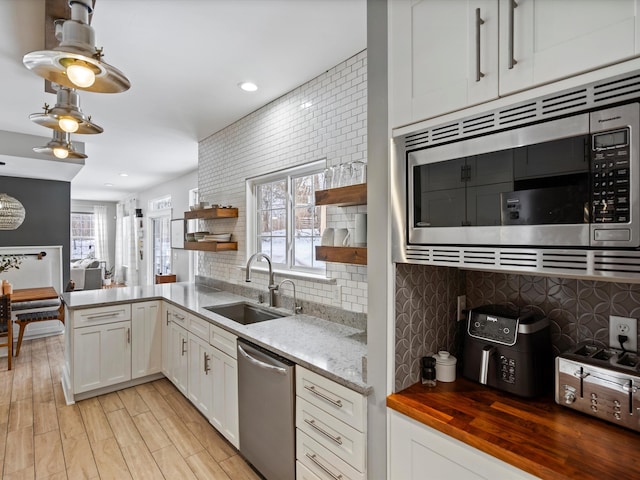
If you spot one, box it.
[238,344,288,375]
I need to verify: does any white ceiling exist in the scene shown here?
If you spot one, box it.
[0,0,366,201]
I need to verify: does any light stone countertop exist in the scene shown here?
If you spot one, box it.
[62,282,370,394]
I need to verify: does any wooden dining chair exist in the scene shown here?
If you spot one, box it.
[0,295,12,370]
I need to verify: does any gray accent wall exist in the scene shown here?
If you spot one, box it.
[0,176,70,286]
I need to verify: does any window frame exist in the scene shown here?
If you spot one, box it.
[246,159,326,276]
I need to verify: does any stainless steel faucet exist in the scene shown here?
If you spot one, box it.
[245,252,278,307]
[277,279,302,315]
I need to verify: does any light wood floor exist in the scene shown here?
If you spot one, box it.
[0,334,262,480]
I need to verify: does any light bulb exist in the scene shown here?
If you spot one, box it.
[53,147,69,159]
[66,63,96,88]
[59,117,79,133]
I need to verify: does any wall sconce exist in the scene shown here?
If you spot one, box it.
[0,194,26,230]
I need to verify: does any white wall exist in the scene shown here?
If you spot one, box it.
[136,169,198,285]
[198,51,368,312]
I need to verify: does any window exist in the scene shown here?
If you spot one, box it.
[249,160,326,273]
[152,216,171,274]
[148,196,172,276]
[71,212,95,258]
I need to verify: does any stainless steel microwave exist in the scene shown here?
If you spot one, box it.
[401,102,640,249]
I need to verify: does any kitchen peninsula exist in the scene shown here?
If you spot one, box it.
[62,282,370,401]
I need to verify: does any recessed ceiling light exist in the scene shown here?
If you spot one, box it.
[119,173,128,177]
[104,183,113,187]
[238,82,258,92]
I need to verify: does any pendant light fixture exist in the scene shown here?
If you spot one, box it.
[23,0,130,94]
[0,194,26,230]
[29,85,103,134]
[33,130,87,159]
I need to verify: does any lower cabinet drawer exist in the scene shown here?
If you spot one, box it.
[187,315,210,341]
[297,431,365,480]
[297,460,323,480]
[74,304,131,327]
[297,397,365,472]
[210,323,237,359]
[296,366,366,432]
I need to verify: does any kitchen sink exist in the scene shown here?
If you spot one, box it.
[204,302,285,325]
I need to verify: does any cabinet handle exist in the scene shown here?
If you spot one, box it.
[204,352,211,374]
[508,0,518,69]
[181,338,187,356]
[86,312,119,320]
[173,313,185,321]
[166,311,170,326]
[475,8,485,82]
[127,328,130,344]
[304,384,343,408]
[305,453,343,480]
[304,418,343,445]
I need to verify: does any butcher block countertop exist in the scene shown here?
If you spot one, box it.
[387,378,640,480]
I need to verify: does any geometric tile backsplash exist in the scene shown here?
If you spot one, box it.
[395,263,640,391]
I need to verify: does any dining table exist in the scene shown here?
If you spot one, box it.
[11,286,58,303]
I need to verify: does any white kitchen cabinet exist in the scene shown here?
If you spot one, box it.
[390,0,640,127]
[73,320,132,394]
[187,332,214,418]
[210,345,239,448]
[499,0,640,95]
[131,301,162,379]
[389,0,499,126]
[388,410,539,480]
[295,366,367,479]
[167,319,189,395]
[161,302,170,377]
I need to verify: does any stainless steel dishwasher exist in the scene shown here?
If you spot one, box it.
[237,339,295,480]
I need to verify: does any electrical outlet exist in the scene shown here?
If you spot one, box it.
[610,316,638,352]
[457,295,466,321]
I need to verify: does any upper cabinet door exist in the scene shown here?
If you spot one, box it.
[389,0,499,127]
[499,0,640,95]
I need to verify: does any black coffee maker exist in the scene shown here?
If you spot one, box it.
[462,304,552,398]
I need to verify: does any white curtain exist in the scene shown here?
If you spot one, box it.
[93,205,109,266]
[115,197,139,286]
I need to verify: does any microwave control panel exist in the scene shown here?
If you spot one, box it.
[592,128,630,223]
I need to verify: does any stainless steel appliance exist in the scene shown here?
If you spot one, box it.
[462,305,552,398]
[237,339,295,480]
[556,343,640,432]
[404,102,639,248]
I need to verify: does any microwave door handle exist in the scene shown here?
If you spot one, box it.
[480,345,496,384]
[475,8,485,82]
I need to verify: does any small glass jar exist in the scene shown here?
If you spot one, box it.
[421,356,436,387]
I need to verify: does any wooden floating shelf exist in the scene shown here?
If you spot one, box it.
[184,207,238,220]
[315,246,367,265]
[184,241,238,252]
[315,184,367,207]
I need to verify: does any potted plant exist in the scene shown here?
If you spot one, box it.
[103,266,114,287]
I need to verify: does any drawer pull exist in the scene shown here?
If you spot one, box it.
[173,313,186,321]
[86,312,120,320]
[305,453,343,480]
[304,418,343,445]
[304,385,343,408]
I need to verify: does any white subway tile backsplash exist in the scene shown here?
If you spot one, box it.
[197,50,367,312]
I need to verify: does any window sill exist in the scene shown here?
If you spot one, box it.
[238,265,337,284]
